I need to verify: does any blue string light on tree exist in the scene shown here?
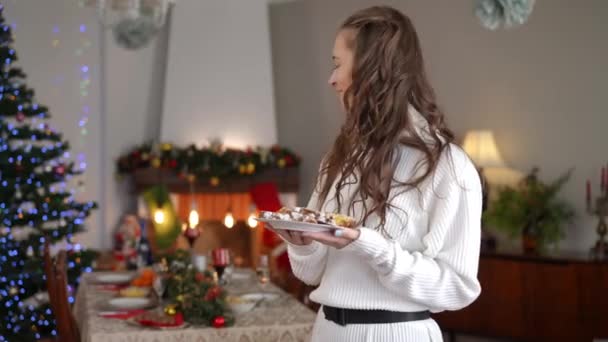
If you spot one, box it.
[0,5,98,341]
[475,0,535,30]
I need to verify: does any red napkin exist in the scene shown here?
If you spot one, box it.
[135,312,184,327]
[99,309,147,319]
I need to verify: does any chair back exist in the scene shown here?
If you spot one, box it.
[43,242,80,342]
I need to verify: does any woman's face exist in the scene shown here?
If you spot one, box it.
[328,30,354,111]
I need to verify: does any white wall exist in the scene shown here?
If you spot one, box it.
[270,0,608,251]
[3,0,103,247]
[101,18,170,248]
[4,0,170,249]
[161,0,277,148]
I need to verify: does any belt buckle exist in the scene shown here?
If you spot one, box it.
[337,308,347,326]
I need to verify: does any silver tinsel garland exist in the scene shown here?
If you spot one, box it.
[475,0,535,30]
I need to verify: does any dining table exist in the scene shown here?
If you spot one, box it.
[74,268,316,342]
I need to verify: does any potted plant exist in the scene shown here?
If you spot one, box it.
[483,167,576,253]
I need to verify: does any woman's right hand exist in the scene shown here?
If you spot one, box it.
[266,225,313,246]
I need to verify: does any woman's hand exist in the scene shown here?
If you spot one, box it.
[266,225,314,246]
[302,228,360,249]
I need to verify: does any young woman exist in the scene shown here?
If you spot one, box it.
[270,6,482,341]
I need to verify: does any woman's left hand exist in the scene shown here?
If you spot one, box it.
[302,227,361,249]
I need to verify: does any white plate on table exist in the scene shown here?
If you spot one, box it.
[105,297,156,311]
[255,218,333,232]
[240,292,280,302]
[92,272,134,285]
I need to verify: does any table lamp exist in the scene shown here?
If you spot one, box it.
[462,130,505,251]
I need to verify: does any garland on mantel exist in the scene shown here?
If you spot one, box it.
[116,140,300,186]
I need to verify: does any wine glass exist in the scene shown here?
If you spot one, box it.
[152,261,169,299]
[211,248,230,285]
[256,255,270,292]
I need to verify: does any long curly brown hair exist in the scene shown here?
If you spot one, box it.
[317,6,455,236]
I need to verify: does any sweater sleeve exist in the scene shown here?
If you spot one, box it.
[286,168,330,286]
[342,151,482,312]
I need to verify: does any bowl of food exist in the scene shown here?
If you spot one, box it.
[226,295,258,314]
[119,286,150,298]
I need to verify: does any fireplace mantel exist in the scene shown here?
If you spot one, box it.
[131,167,299,194]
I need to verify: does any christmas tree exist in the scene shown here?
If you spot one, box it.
[0,5,97,341]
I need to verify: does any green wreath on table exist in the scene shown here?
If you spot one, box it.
[115,140,300,186]
[161,249,235,328]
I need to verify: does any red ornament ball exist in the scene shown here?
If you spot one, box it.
[212,316,225,328]
[204,286,222,301]
[16,112,25,122]
[54,165,66,175]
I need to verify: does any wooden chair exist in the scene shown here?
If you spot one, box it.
[43,241,80,342]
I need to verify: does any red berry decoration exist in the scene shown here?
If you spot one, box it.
[212,316,225,328]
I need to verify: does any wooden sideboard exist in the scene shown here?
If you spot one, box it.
[433,249,608,342]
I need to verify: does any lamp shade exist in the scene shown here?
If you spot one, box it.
[462,130,505,168]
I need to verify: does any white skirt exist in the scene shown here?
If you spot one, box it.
[310,308,443,342]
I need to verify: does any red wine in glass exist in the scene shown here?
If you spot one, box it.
[212,248,230,283]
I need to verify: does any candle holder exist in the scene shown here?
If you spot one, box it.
[587,196,608,259]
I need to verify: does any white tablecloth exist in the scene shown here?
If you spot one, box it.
[74,271,315,342]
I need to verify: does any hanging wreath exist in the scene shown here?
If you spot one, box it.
[475,0,535,30]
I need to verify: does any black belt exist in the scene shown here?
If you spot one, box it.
[323,305,431,326]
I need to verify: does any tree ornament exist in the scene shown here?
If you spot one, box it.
[246,162,255,175]
[164,304,177,316]
[475,0,535,30]
[204,286,222,301]
[277,158,286,168]
[16,112,25,122]
[151,158,161,168]
[210,177,220,187]
[54,165,66,175]
[212,315,225,328]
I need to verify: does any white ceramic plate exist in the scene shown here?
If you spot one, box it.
[106,297,156,310]
[255,218,333,232]
[240,292,280,302]
[93,273,134,284]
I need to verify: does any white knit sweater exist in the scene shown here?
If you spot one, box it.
[288,117,482,314]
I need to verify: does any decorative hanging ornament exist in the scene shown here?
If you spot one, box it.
[16,112,25,122]
[475,0,535,30]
